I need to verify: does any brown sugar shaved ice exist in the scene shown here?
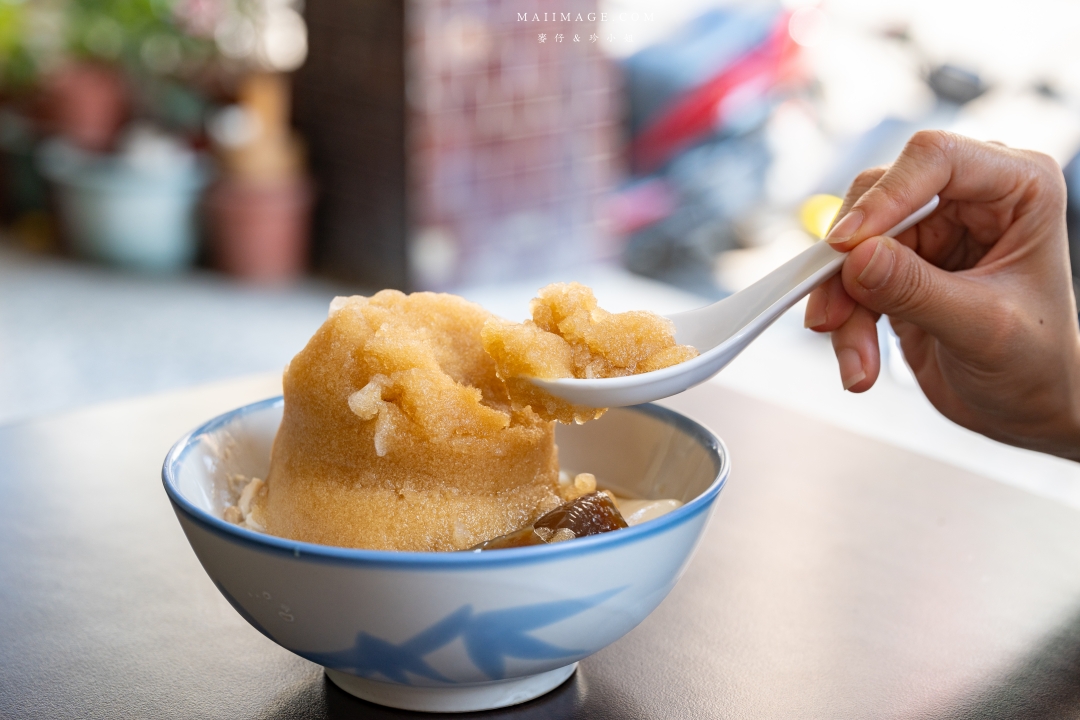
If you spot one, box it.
[480,315,598,425]
[527,282,699,376]
[245,282,691,552]
[482,282,698,423]
[253,290,564,552]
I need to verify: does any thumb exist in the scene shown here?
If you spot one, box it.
[841,235,991,344]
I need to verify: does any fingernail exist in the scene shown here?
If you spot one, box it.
[855,238,895,290]
[825,209,863,244]
[804,293,827,328]
[838,348,866,390]
[804,309,827,329]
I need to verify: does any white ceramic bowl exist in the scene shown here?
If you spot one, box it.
[162,397,728,713]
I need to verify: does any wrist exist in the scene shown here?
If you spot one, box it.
[1067,377,1080,463]
[1008,338,1080,463]
[1058,341,1080,462]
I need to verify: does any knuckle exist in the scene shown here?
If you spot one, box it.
[875,244,944,323]
[848,167,888,202]
[906,129,955,161]
[858,179,909,222]
[1022,148,1057,171]
[887,249,930,313]
[853,167,886,188]
[1017,148,1057,177]
[1024,149,1066,199]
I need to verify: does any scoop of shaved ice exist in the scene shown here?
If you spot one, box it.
[481,282,698,423]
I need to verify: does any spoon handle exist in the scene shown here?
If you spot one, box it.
[672,196,940,349]
[880,195,941,238]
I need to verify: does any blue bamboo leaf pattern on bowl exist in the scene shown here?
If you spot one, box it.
[303,587,625,685]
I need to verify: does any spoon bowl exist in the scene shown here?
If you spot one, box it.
[531,196,940,408]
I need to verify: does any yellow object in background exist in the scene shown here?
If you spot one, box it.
[12,211,56,253]
[800,194,844,239]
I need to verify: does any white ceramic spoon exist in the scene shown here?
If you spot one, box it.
[531,195,940,408]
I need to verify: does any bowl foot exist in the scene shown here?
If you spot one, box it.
[324,663,577,713]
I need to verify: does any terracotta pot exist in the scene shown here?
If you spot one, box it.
[205,177,313,282]
[43,63,129,152]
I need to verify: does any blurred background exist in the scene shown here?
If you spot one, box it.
[3,0,1080,497]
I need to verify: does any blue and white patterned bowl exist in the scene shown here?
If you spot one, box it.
[162,397,728,713]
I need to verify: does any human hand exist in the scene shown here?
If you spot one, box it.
[804,131,1080,460]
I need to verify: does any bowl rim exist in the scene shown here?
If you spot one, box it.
[162,396,729,569]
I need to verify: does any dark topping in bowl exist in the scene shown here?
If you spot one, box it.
[471,492,629,551]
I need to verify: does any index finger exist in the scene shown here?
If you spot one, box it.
[823,130,1053,251]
